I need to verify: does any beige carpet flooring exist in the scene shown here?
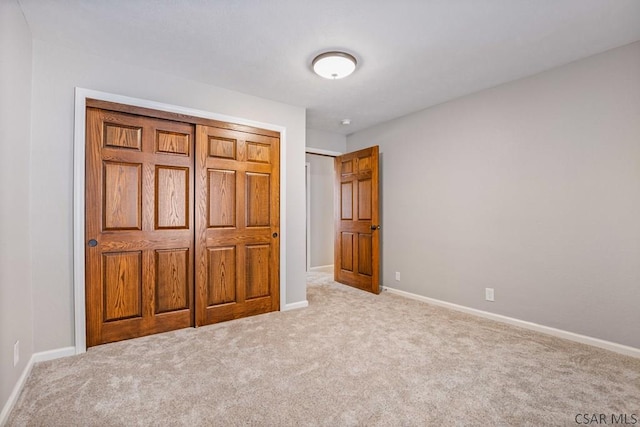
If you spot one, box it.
[7,272,640,426]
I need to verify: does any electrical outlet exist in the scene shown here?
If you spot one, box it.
[395,272,401,281]
[485,288,495,302]
[14,341,19,367]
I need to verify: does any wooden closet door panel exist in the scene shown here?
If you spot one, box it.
[195,126,280,326]
[86,108,195,347]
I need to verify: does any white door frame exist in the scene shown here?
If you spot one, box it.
[305,147,342,157]
[73,88,288,354]
[305,162,311,272]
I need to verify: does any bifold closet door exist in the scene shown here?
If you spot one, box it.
[195,125,280,326]
[85,108,195,347]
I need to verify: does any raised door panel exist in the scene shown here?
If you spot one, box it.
[155,166,189,229]
[247,142,271,163]
[341,159,353,175]
[103,162,142,230]
[208,136,237,159]
[246,173,270,227]
[104,123,142,150]
[358,179,372,220]
[155,249,189,314]
[102,251,142,322]
[207,247,237,306]
[156,130,190,156]
[341,182,353,220]
[357,155,372,172]
[341,233,354,272]
[246,245,270,299]
[358,234,373,276]
[208,170,236,228]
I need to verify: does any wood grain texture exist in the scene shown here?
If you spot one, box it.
[195,125,280,326]
[102,251,142,321]
[341,160,353,175]
[334,146,380,294]
[155,166,189,229]
[341,182,353,220]
[86,107,194,347]
[246,173,270,227]
[156,130,189,155]
[103,162,142,230]
[340,233,354,272]
[208,169,236,228]
[104,123,141,150]
[246,245,270,299]
[207,247,236,305]
[208,136,236,159]
[358,155,371,172]
[247,142,271,163]
[358,234,372,276]
[155,249,189,313]
[358,179,372,220]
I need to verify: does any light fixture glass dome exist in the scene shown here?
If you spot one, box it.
[312,51,357,79]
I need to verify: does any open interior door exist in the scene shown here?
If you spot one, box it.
[334,146,380,293]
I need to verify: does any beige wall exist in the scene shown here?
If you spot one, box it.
[0,0,34,412]
[29,40,307,352]
[348,42,640,348]
[306,154,334,267]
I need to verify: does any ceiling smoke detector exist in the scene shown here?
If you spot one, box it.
[312,51,357,79]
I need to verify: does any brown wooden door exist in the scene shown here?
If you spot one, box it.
[195,125,280,325]
[334,146,380,293]
[85,108,195,347]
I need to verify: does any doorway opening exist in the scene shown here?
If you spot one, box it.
[305,152,336,274]
[305,146,381,294]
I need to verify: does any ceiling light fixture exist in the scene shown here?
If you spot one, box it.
[312,51,357,79]
[341,119,351,125]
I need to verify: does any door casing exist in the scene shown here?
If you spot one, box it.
[73,88,288,354]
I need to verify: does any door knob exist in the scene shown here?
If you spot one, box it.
[88,239,98,247]
[370,225,380,230]
[272,232,278,238]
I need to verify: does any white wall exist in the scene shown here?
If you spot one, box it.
[306,128,346,153]
[348,42,640,349]
[29,39,307,352]
[0,0,34,412]
[306,154,334,267]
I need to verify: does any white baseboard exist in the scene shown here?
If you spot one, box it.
[309,265,333,273]
[0,357,33,427]
[283,300,309,311]
[32,346,76,363]
[382,286,640,359]
[0,346,76,426]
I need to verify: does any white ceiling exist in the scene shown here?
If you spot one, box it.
[18,0,640,135]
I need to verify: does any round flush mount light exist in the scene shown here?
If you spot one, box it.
[312,51,357,79]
